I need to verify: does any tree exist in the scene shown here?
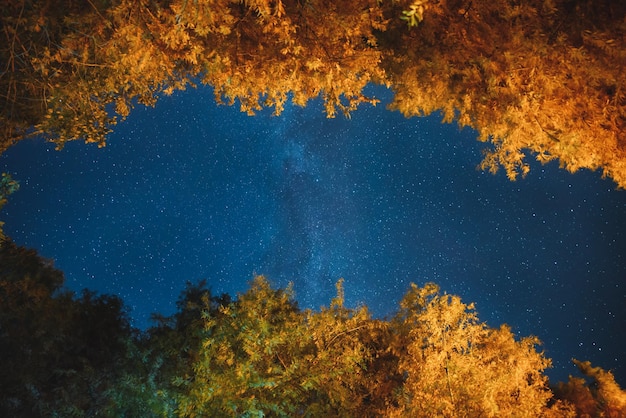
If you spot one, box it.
[176,276,385,417]
[176,278,580,417]
[2,0,626,185]
[0,252,620,415]
[386,282,573,417]
[383,0,626,185]
[176,275,307,416]
[1,0,386,151]
[553,359,626,418]
[0,241,134,417]
[0,173,19,208]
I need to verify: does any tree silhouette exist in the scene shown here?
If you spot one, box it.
[0,240,133,416]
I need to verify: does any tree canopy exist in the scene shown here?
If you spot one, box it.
[3,2,626,415]
[0,240,133,416]
[2,0,626,185]
[2,241,625,416]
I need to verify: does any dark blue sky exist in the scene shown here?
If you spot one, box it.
[1,85,625,385]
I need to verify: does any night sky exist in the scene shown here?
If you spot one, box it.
[1,85,625,385]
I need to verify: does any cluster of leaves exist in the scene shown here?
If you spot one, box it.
[2,241,625,417]
[1,0,386,152]
[0,173,19,241]
[385,0,626,185]
[2,1,626,185]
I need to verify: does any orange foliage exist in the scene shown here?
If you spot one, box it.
[177,279,580,416]
[386,282,571,417]
[387,0,626,186]
[554,359,626,417]
[2,0,626,185]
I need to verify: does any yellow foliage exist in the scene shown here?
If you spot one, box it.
[2,0,626,186]
[172,278,586,416]
[552,359,626,417]
[388,282,561,417]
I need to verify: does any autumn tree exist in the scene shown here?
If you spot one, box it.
[1,248,622,416]
[553,359,626,418]
[175,278,582,417]
[386,282,573,417]
[1,0,117,151]
[384,0,626,185]
[294,278,391,415]
[176,276,389,417]
[1,0,195,152]
[3,0,626,185]
[1,0,386,151]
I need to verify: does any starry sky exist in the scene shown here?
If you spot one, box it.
[1,85,625,385]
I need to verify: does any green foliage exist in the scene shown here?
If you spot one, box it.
[100,338,178,418]
[141,280,233,416]
[400,1,428,28]
[0,244,622,415]
[176,276,308,417]
[0,173,19,203]
[0,173,19,241]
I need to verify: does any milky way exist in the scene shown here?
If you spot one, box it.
[1,85,625,384]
